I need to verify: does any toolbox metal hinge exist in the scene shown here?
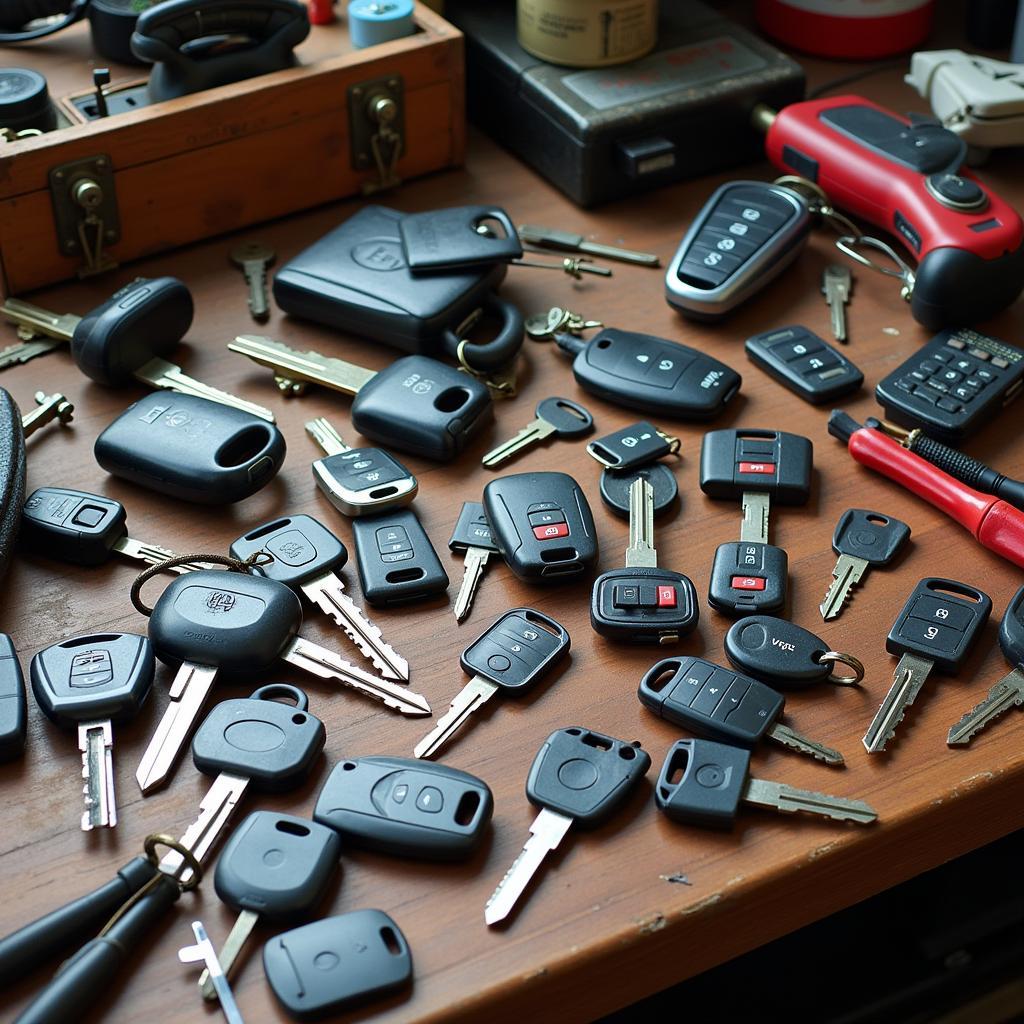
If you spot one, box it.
[348,76,405,195]
[49,155,121,279]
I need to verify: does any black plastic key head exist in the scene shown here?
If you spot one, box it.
[214,811,341,920]
[700,428,813,504]
[998,585,1024,668]
[448,502,497,553]
[30,633,154,727]
[192,684,325,791]
[655,738,751,829]
[20,487,127,566]
[526,727,651,827]
[590,567,699,644]
[229,515,347,587]
[708,541,788,617]
[313,756,493,860]
[461,609,570,693]
[148,571,302,672]
[886,578,992,674]
[638,656,784,747]
[832,509,911,564]
[264,910,412,1020]
[725,616,836,690]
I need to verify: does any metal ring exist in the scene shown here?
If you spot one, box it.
[817,651,865,687]
[835,235,917,292]
[145,833,203,891]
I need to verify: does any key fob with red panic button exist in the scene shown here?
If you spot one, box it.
[483,471,599,583]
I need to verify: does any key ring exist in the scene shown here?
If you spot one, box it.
[835,235,917,299]
[817,651,865,687]
[129,551,273,616]
[456,338,519,398]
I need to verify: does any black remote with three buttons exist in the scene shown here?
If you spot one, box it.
[876,328,1024,440]
[351,509,449,607]
[745,325,863,404]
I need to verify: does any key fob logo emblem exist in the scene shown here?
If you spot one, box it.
[206,592,237,613]
[351,240,406,271]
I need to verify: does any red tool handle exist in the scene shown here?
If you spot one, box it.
[848,427,1024,570]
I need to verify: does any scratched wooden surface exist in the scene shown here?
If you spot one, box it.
[2,18,1024,1024]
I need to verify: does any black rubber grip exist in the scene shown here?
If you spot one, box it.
[909,433,994,490]
[0,389,26,588]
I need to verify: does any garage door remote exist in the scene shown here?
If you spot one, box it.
[745,325,863,404]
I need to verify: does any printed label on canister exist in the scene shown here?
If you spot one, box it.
[516,0,657,68]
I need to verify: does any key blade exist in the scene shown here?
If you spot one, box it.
[819,554,867,621]
[0,337,64,370]
[767,722,845,765]
[480,419,554,467]
[485,807,573,926]
[305,417,349,457]
[414,675,499,759]
[739,491,771,545]
[624,477,657,568]
[112,536,216,574]
[79,721,116,830]
[743,777,877,824]
[947,668,1024,746]
[135,357,277,423]
[161,772,250,883]
[2,298,81,341]
[300,576,409,681]
[136,663,218,794]
[180,920,245,1024]
[863,652,932,753]
[200,909,259,1001]
[454,549,491,623]
[517,225,659,266]
[282,636,430,715]
[229,335,374,395]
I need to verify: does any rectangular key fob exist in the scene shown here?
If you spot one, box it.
[700,428,813,504]
[351,355,494,463]
[462,608,571,691]
[567,329,741,420]
[483,471,598,582]
[745,325,863,404]
[400,205,523,270]
[655,738,750,828]
[886,578,992,673]
[94,393,286,504]
[665,180,812,320]
[312,446,417,517]
[21,487,125,566]
[708,542,788,617]
[0,635,26,760]
[351,508,449,606]
[314,756,493,860]
[591,567,699,644]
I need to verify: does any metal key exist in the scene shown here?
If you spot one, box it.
[448,501,499,623]
[656,738,877,828]
[524,307,602,340]
[230,242,275,323]
[229,514,410,681]
[517,225,660,266]
[198,811,340,1001]
[822,264,852,344]
[864,577,992,753]
[820,509,911,621]
[481,396,593,468]
[485,727,650,925]
[30,633,154,829]
[179,921,244,1024]
[21,391,74,437]
[0,334,64,370]
[414,609,569,760]
[136,571,429,794]
[948,584,1024,746]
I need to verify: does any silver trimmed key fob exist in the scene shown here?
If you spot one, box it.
[665,180,812,321]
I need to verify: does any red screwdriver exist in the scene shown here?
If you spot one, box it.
[829,411,1024,570]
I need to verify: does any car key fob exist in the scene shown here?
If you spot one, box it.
[94,392,286,504]
[351,508,449,607]
[591,568,699,645]
[314,756,493,860]
[0,635,26,760]
[708,542,788,617]
[20,488,126,566]
[399,205,523,271]
[745,325,863,404]
[484,471,598,582]
[560,329,740,420]
[665,180,812,320]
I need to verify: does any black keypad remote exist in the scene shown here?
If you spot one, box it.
[876,328,1024,441]
[745,325,863,404]
[351,508,449,606]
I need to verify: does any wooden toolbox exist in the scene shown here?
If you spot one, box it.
[0,2,464,297]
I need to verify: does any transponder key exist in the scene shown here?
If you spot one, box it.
[449,501,499,623]
[864,577,992,753]
[414,609,570,760]
[485,727,651,925]
[481,397,593,468]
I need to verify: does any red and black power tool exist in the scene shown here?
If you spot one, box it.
[757,95,1024,330]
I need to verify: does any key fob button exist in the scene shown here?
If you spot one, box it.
[722,687,778,740]
[898,617,963,653]
[908,595,973,632]
[487,655,511,673]
[415,787,443,813]
[528,510,565,527]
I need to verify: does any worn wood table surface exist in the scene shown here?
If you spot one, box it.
[2,39,1024,1024]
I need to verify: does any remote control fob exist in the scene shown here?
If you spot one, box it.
[351,509,449,607]
[745,325,863,404]
[665,180,812,320]
[483,471,599,582]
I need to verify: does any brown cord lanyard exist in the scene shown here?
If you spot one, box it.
[130,551,273,617]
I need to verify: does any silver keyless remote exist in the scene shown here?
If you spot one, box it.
[665,180,812,321]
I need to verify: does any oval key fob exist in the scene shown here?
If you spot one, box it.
[94,392,286,504]
[314,756,493,860]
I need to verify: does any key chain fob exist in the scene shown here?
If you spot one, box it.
[654,738,752,828]
[94,392,286,504]
[273,205,524,373]
[351,508,449,606]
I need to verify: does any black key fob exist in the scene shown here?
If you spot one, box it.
[590,567,699,644]
[708,542,788,617]
[192,684,325,791]
[400,205,523,270]
[21,488,126,566]
[483,471,598,582]
[314,756,493,860]
[725,616,851,690]
[654,738,750,828]
[0,635,26,760]
[351,508,449,607]
[745,325,863,404]
[273,205,524,372]
[94,393,286,504]
[264,910,412,1019]
[700,428,813,504]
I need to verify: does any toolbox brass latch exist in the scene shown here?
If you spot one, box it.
[349,77,405,195]
[49,155,121,278]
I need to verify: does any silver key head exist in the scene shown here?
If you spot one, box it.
[231,242,276,268]
[822,263,851,296]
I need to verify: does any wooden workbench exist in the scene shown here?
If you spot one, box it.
[2,32,1023,1024]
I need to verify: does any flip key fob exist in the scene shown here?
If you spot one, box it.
[484,471,599,582]
[351,508,449,606]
